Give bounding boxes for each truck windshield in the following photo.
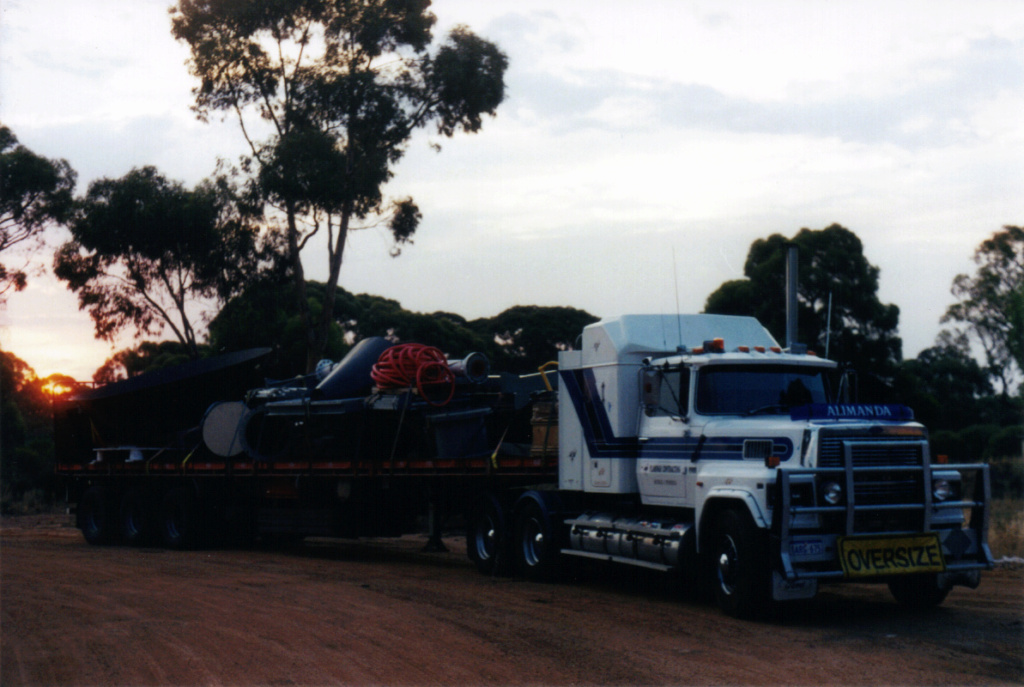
[695,364,829,415]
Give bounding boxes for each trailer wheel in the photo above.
[160,488,200,550]
[79,487,117,546]
[888,574,950,609]
[711,508,770,618]
[513,498,562,581]
[467,495,512,576]
[120,489,158,547]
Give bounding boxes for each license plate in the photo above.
[838,533,945,578]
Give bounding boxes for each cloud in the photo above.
[503,33,1024,151]
[2,0,1021,378]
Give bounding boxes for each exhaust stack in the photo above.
[786,243,798,350]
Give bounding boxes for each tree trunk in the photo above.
[306,203,352,372]
[285,200,314,373]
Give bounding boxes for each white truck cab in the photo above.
[553,315,993,617]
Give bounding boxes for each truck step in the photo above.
[560,548,674,572]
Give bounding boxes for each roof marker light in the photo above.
[702,338,725,353]
[754,346,766,353]
[770,346,782,353]
[737,346,750,353]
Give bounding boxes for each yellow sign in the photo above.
[838,533,945,578]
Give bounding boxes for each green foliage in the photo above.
[209,278,347,378]
[171,0,508,371]
[704,224,901,388]
[336,291,489,355]
[943,225,1024,396]
[209,280,596,378]
[932,422,1022,464]
[426,25,510,137]
[53,167,261,356]
[990,425,1024,460]
[894,333,992,431]
[469,305,600,374]
[0,125,76,298]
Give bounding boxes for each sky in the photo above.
[1,0,1022,382]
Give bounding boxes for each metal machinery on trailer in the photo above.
[56,314,994,618]
[56,338,558,551]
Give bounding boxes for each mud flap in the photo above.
[938,569,981,590]
[772,571,817,601]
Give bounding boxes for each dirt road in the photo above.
[2,514,1021,686]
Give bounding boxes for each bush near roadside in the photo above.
[989,497,1024,560]
[932,423,1023,465]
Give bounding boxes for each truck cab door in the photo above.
[638,366,693,507]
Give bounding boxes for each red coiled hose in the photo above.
[370,343,455,406]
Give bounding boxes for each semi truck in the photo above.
[56,314,994,618]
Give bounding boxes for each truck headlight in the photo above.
[932,478,952,502]
[821,481,843,506]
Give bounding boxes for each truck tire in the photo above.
[711,508,770,618]
[79,487,117,546]
[160,487,201,550]
[513,498,562,581]
[120,488,158,547]
[467,495,512,576]
[888,574,951,609]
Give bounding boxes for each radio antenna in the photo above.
[825,291,833,359]
[673,247,683,349]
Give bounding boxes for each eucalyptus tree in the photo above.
[54,167,260,358]
[171,0,508,371]
[704,224,902,381]
[469,306,600,374]
[943,225,1024,396]
[0,126,76,299]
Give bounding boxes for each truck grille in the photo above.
[817,430,926,531]
[817,432,923,468]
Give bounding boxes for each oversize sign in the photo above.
[838,533,945,578]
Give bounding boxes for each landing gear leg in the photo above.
[423,497,448,552]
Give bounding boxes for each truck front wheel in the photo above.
[711,508,770,618]
[888,574,951,609]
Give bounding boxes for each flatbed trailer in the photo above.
[56,339,560,549]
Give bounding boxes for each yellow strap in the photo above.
[537,361,558,392]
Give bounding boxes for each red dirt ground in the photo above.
[2,513,1022,686]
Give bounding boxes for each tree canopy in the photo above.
[704,224,902,383]
[171,0,509,371]
[208,277,596,378]
[0,125,76,299]
[468,305,599,374]
[942,225,1023,396]
[893,332,993,432]
[53,167,261,357]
